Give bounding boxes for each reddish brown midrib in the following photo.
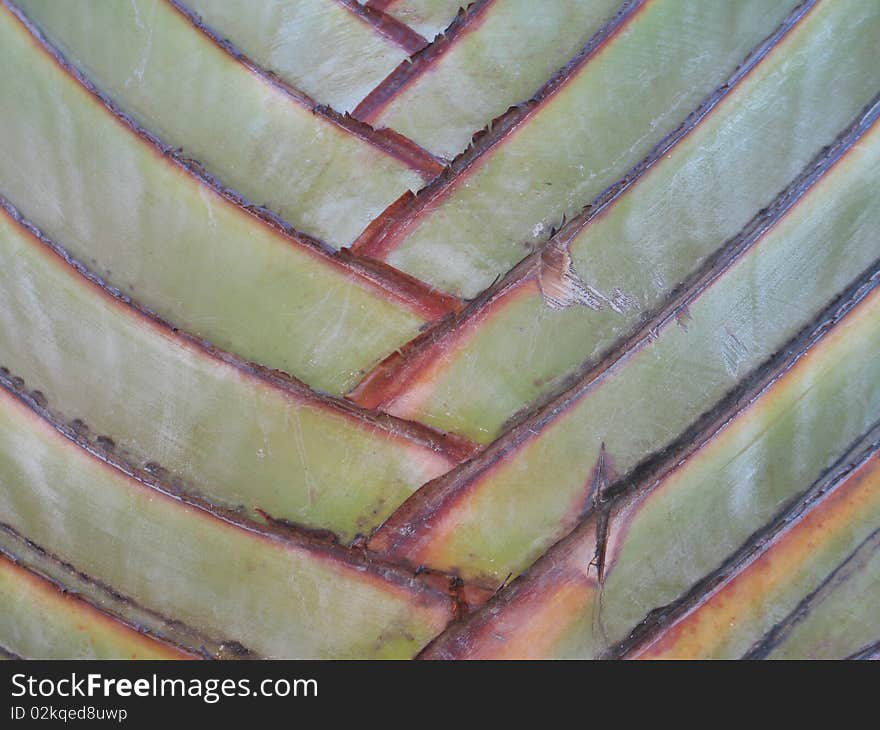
[348,266,539,409]
[0,197,478,473]
[417,284,880,658]
[348,0,819,403]
[366,0,397,12]
[417,527,600,659]
[5,1,459,322]
[167,0,442,178]
[364,100,880,560]
[367,126,448,176]
[0,376,464,616]
[334,246,466,321]
[334,0,428,55]
[347,328,441,411]
[352,0,496,124]
[348,0,649,260]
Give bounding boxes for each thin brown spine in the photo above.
[349,0,649,259]
[167,0,443,177]
[352,0,496,123]
[335,0,428,54]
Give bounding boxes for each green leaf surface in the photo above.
[0,4,426,395]
[182,0,410,112]
[381,0,798,297]
[370,0,623,159]
[0,387,453,658]
[635,445,880,659]
[0,554,190,659]
[423,283,880,658]
[379,0,464,39]
[374,0,880,443]
[0,207,453,541]
[372,111,880,584]
[763,530,880,660]
[2,0,876,661]
[15,0,424,247]
[552,288,880,659]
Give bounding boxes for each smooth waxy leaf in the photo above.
[370,110,880,584]
[0,555,191,659]
[360,0,798,297]
[634,448,880,659]
[372,0,465,39]
[357,0,880,442]
[364,0,623,159]
[15,0,428,247]
[0,5,435,395]
[423,283,880,658]
[181,0,413,112]
[0,205,456,541]
[0,385,454,658]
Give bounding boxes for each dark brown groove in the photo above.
[0,374,464,620]
[352,0,495,124]
[349,0,818,407]
[0,195,479,471]
[168,0,442,176]
[0,645,23,660]
[369,94,880,557]
[743,526,880,660]
[5,0,457,322]
[418,268,880,658]
[335,0,429,54]
[846,639,880,661]
[348,0,648,259]
[0,544,205,659]
[1,528,225,658]
[611,431,880,659]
